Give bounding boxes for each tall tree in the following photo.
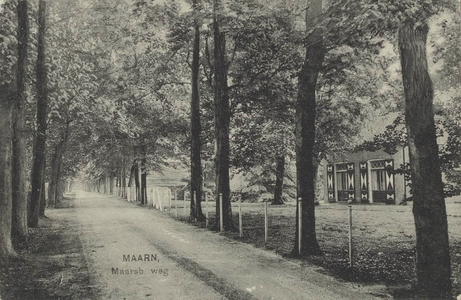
[0,88,15,260]
[29,0,48,227]
[48,119,70,207]
[190,0,205,221]
[398,18,451,299]
[293,0,324,256]
[11,0,29,243]
[0,0,16,259]
[213,0,232,230]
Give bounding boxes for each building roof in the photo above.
[356,111,402,145]
[146,166,188,187]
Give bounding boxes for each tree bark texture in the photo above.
[190,0,205,221]
[398,22,452,299]
[0,87,16,260]
[29,0,48,227]
[11,0,29,243]
[56,179,65,202]
[213,0,232,230]
[293,0,324,256]
[273,155,285,205]
[38,158,46,217]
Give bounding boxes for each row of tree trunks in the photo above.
[190,0,205,221]
[398,21,452,299]
[89,157,131,198]
[11,0,29,244]
[213,0,232,230]
[84,156,132,199]
[293,0,324,256]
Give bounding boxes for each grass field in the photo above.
[168,197,461,298]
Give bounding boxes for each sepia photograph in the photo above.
[0,0,460,299]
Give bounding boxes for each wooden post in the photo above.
[239,195,242,237]
[298,197,302,255]
[348,205,353,267]
[264,201,268,243]
[219,193,223,232]
[205,192,209,228]
[175,190,178,218]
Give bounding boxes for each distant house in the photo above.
[324,146,409,204]
[323,113,449,205]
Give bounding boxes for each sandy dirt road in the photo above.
[73,191,386,300]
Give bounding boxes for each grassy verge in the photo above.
[0,196,97,300]
[171,200,461,299]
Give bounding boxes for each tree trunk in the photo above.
[273,155,285,205]
[0,87,16,260]
[29,0,48,227]
[110,172,114,195]
[38,159,46,217]
[131,152,140,202]
[56,178,65,203]
[190,0,205,221]
[48,121,70,208]
[122,157,127,198]
[140,143,147,205]
[48,145,60,207]
[398,21,452,299]
[11,0,29,243]
[293,0,324,256]
[213,0,231,230]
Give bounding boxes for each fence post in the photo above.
[298,197,302,255]
[264,201,268,243]
[348,205,353,267]
[239,194,243,237]
[175,190,178,218]
[205,193,209,228]
[219,193,223,232]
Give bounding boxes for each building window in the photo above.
[371,169,387,191]
[335,163,354,201]
[337,172,349,191]
[370,159,394,203]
